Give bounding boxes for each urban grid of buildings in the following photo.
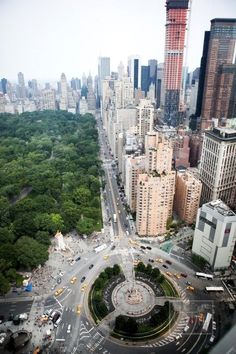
[1,0,236,270]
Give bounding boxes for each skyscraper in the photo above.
[17,72,26,99]
[60,73,68,110]
[136,99,155,142]
[98,57,110,96]
[148,59,158,85]
[199,127,236,209]
[200,19,236,130]
[128,55,141,90]
[1,78,7,94]
[163,0,189,127]
[141,66,150,96]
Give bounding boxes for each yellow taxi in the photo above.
[156,258,163,263]
[81,283,88,292]
[199,313,204,322]
[174,273,181,279]
[54,288,63,296]
[187,286,195,291]
[76,305,82,315]
[70,276,77,284]
[103,255,109,261]
[166,272,172,277]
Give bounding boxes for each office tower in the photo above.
[6,81,14,101]
[136,99,155,141]
[141,66,150,96]
[17,72,26,99]
[60,73,68,110]
[192,200,236,270]
[199,127,236,209]
[145,132,173,173]
[42,89,56,110]
[75,78,81,90]
[174,170,202,224]
[136,171,176,236]
[200,19,236,130]
[214,64,236,120]
[71,78,76,90]
[82,73,87,87]
[163,0,189,126]
[156,63,164,108]
[87,74,96,112]
[148,59,158,85]
[1,78,7,94]
[98,57,110,96]
[128,55,141,90]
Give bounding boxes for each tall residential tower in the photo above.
[163,0,189,127]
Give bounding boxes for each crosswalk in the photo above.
[79,321,111,353]
[141,314,189,348]
[179,288,190,304]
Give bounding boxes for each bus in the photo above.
[195,272,213,280]
[205,286,224,293]
[202,312,212,332]
[94,244,107,253]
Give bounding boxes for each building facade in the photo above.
[136,99,155,141]
[192,200,236,270]
[199,127,236,209]
[136,172,176,236]
[174,170,202,224]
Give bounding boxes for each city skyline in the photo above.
[1,0,236,81]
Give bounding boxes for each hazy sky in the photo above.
[1,0,236,82]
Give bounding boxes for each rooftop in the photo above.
[205,199,235,217]
[206,127,236,141]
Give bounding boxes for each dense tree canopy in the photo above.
[0,111,102,292]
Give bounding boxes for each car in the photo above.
[186,281,192,286]
[175,334,182,340]
[111,245,116,250]
[81,276,86,283]
[148,258,154,263]
[70,276,77,284]
[166,272,172,277]
[187,286,195,291]
[75,256,81,261]
[52,312,60,323]
[45,309,53,317]
[49,311,57,320]
[166,260,172,265]
[198,313,204,322]
[54,317,62,328]
[140,246,146,250]
[133,260,141,266]
[184,325,189,332]
[103,255,109,260]
[146,246,152,250]
[209,335,215,343]
[162,264,168,269]
[67,324,71,333]
[181,273,187,278]
[156,258,163,263]
[174,273,181,279]
[89,264,94,269]
[55,288,63,296]
[59,271,65,276]
[81,284,87,292]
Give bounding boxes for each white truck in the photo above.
[113,214,117,223]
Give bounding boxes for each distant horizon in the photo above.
[1,0,236,81]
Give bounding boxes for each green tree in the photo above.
[152,267,160,279]
[113,264,120,276]
[15,236,48,269]
[0,274,10,295]
[136,262,146,273]
[73,187,91,206]
[126,317,138,334]
[115,315,127,331]
[76,216,94,235]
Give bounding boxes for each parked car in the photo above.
[166,260,172,265]
[89,264,94,270]
[181,273,187,278]
[75,256,81,261]
[54,317,62,328]
[81,276,86,283]
[147,246,152,250]
[162,264,168,269]
[52,312,60,323]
